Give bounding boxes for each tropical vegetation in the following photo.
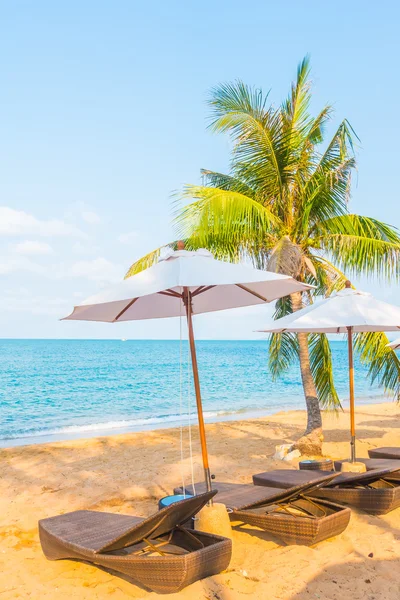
[126,57,400,454]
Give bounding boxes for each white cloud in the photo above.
[118,230,139,245]
[81,210,101,225]
[63,202,100,225]
[0,207,86,238]
[0,250,121,284]
[0,288,70,316]
[71,241,100,255]
[68,257,122,283]
[0,256,46,275]
[14,240,53,255]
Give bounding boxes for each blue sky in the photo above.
[1,1,399,339]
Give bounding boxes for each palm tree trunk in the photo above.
[291,292,323,455]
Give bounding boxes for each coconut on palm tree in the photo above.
[127,57,400,455]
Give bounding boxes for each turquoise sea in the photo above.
[0,339,388,447]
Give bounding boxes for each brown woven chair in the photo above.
[253,467,400,515]
[175,475,350,547]
[334,458,400,473]
[368,447,400,460]
[39,491,232,594]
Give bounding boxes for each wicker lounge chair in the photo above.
[333,458,400,473]
[39,491,232,594]
[368,447,400,460]
[253,467,400,515]
[174,476,350,546]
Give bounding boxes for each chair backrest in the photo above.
[327,467,398,487]
[242,473,340,509]
[96,490,217,553]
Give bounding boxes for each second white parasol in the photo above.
[259,281,400,462]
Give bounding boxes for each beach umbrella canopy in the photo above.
[64,246,312,491]
[260,281,400,462]
[387,338,400,350]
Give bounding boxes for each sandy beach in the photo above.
[1,401,400,599]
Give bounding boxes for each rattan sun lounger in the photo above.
[174,476,350,546]
[39,491,232,594]
[253,467,400,515]
[368,447,400,460]
[334,458,400,473]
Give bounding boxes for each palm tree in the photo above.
[127,57,400,454]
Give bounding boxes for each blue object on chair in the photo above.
[158,494,193,510]
[158,494,195,529]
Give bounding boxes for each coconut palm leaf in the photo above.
[207,81,290,202]
[269,331,299,379]
[311,256,348,295]
[124,234,216,278]
[316,215,400,279]
[308,334,341,409]
[208,80,269,133]
[175,185,279,251]
[268,294,299,378]
[305,157,355,225]
[302,105,332,147]
[282,55,312,134]
[200,170,256,198]
[354,332,400,400]
[125,244,174,278]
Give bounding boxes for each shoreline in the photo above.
[1,392,389,449]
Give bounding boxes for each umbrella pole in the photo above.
[347,326,356,462]
[183,288,213,494]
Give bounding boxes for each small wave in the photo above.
[0,408,250,441]
[2,393,388,444]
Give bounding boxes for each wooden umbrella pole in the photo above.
[183,287,212,493]
[347,326,356,462]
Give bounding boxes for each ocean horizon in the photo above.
[0,338,390,448]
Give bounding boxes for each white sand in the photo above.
[1,402,400,599]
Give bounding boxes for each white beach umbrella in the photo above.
[387,338,400,350]
[260,281,400,462]
[63,245,312,491]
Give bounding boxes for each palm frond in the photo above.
[207,81,287,200]
[269,332,299,379]
[296,120,357,235]
[208,80,269,133]
[268,295,299,379]
[292,106,333,193]
[311,256,348,295]
[274,294,294,319]
[308,334,342,409]
[316,214,400,279]
[200,169,256,198]
[282,55,313,139]
[300,157,355,232]
[355,332,400,400]
[124,236,213,278]
[297,130,356,235]
[174,185,279,254]
[125,244,174,278]
[315,119,358,173]
[303,105,332,146]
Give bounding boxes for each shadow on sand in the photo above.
[290,555,400,600]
